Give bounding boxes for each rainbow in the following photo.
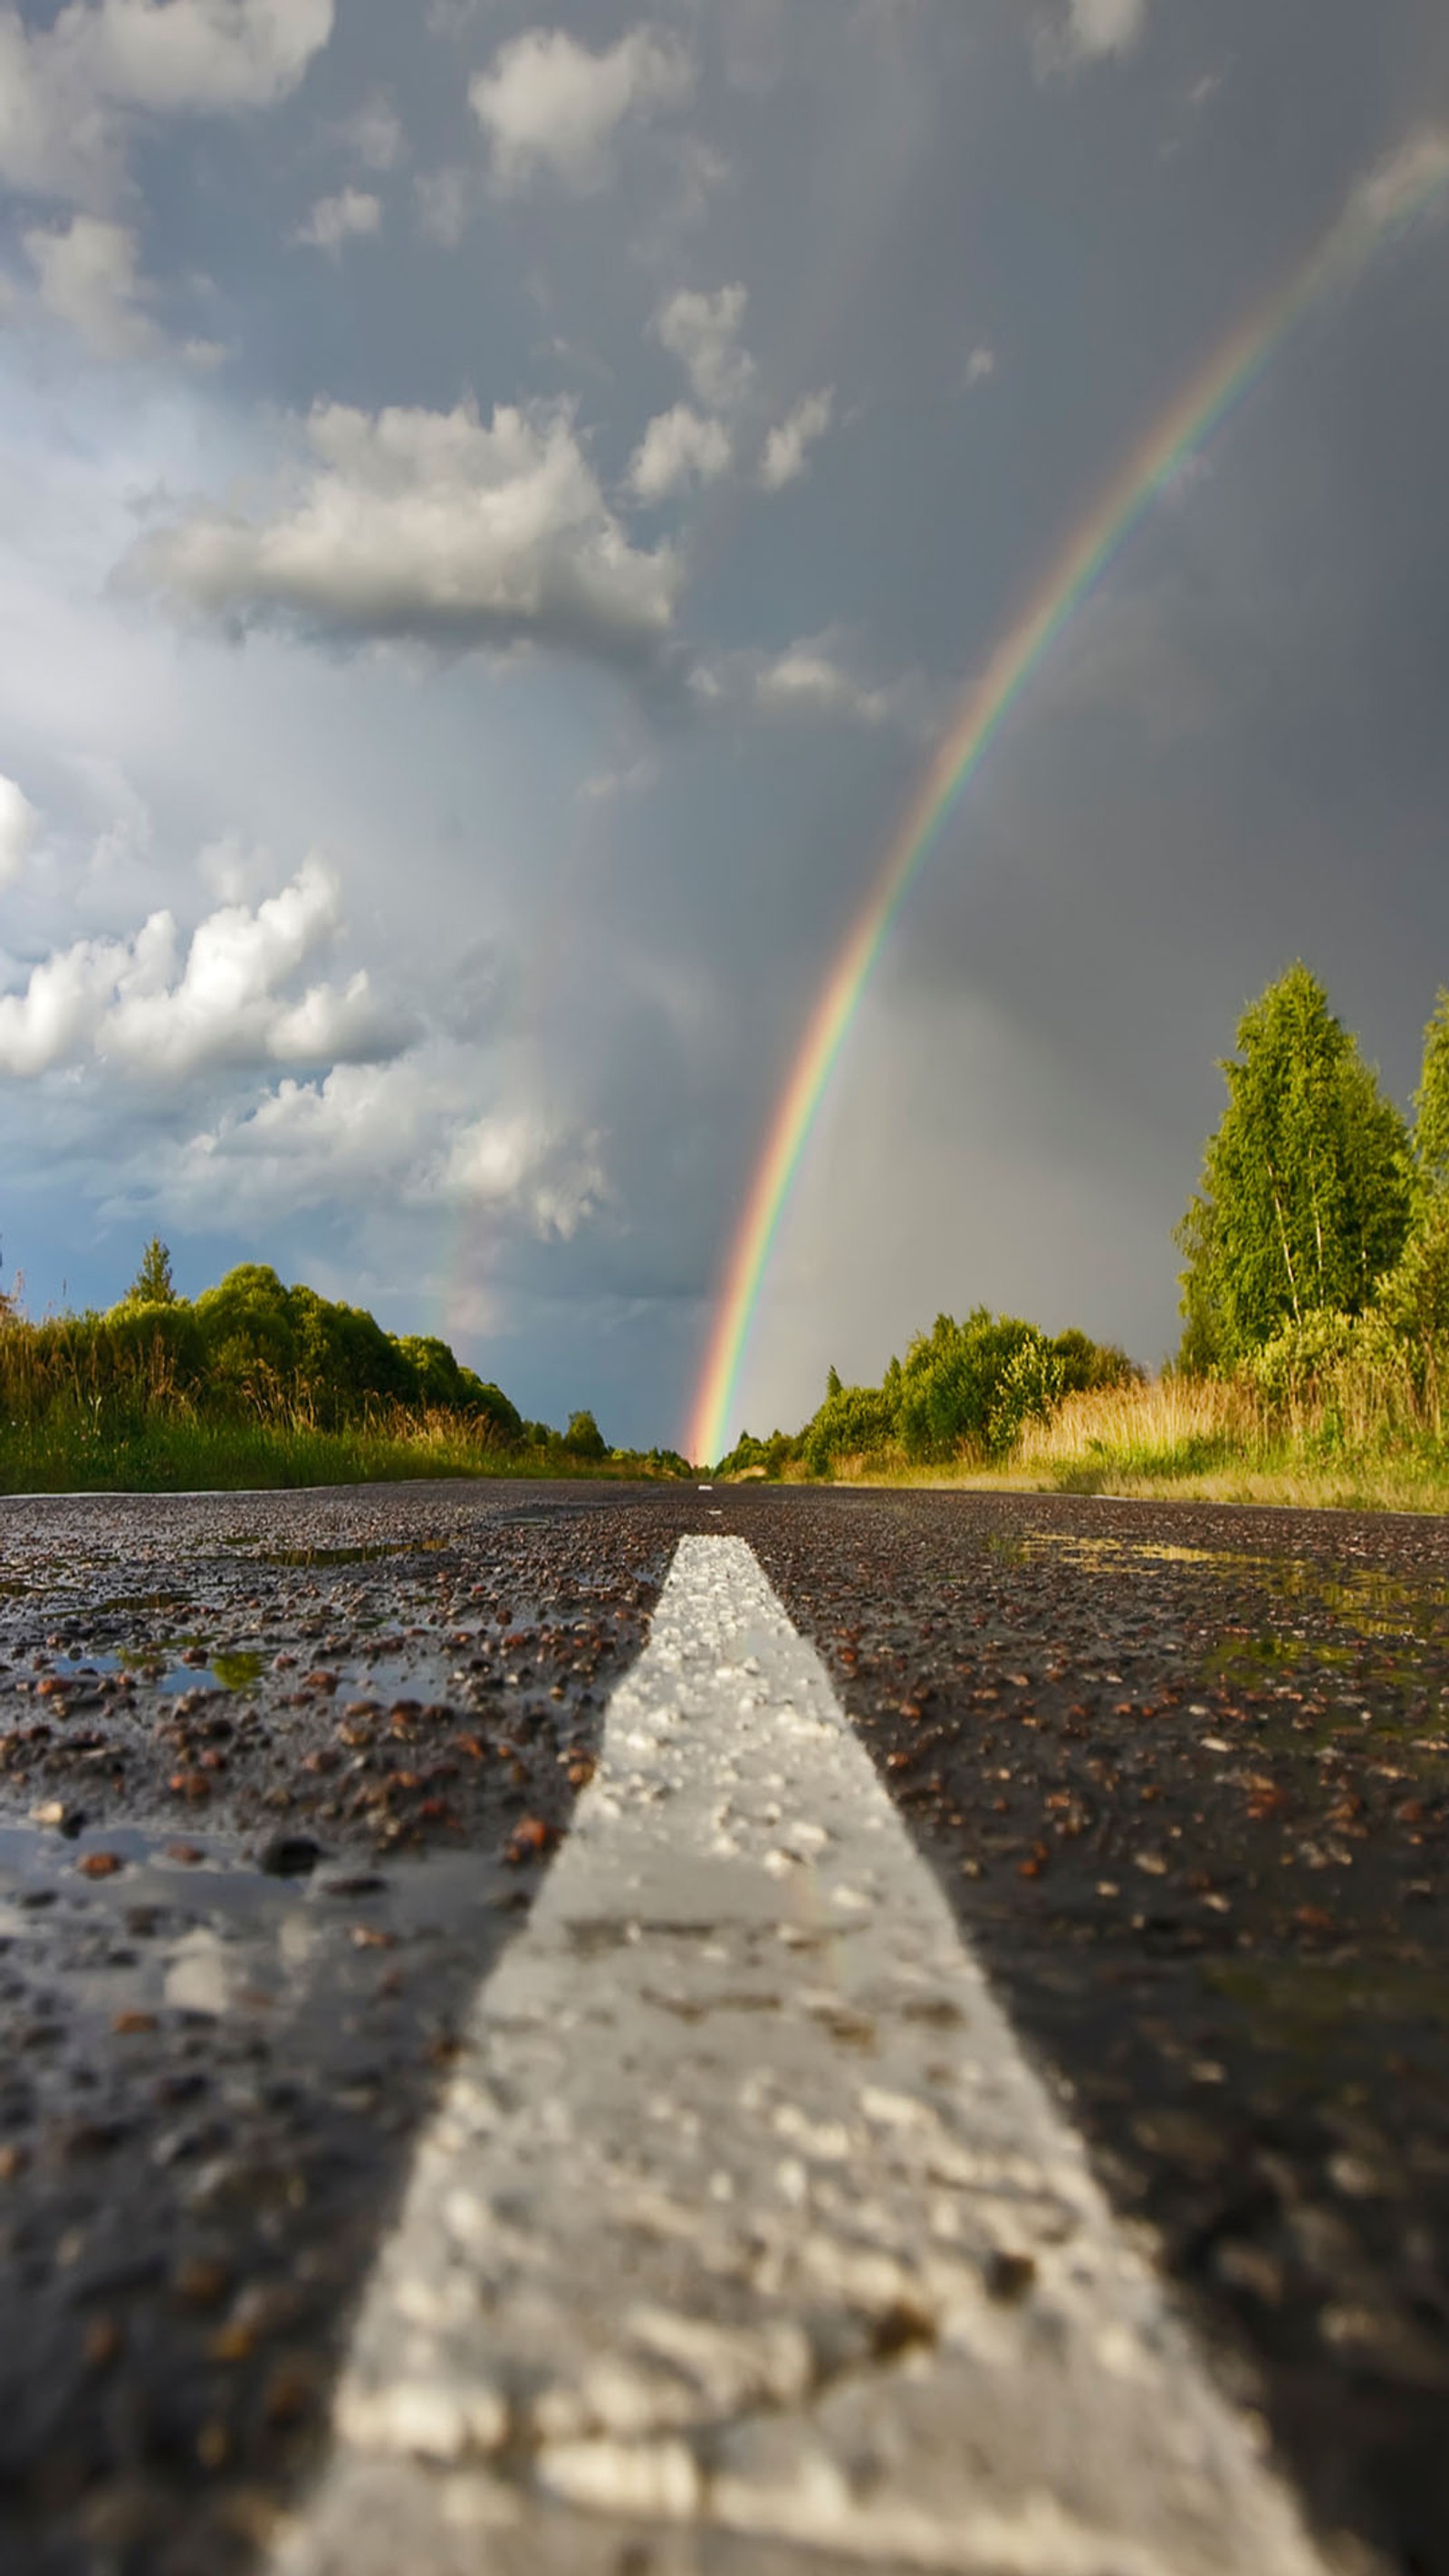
[686,132,1449,1466]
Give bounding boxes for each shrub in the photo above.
[717,1427,801,1478]
[562,1408,608,1460]
[801,1383,898,1476]
[1050,1328,1143,1394]
[1246,1307,1418,1447]
[986,1331,1066,1456]
[897,1309,1052,1460]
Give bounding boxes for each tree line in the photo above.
[720,1316,1139,1478]
[0,1249,692,1473]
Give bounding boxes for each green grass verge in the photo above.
[0,1418,677,1495]
[730,1438,1449,1515]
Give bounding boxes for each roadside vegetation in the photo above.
[0,1253,689,1493]
[718,964,1449,1510]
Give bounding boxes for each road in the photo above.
[0,1483,1444,2574]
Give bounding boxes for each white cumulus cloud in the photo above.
[123,399,681,660]
[168,1059,604,1238]
[0,776,40,888]
[294,187,381,255]
[0,857,405,1080]
[753,646,893,722]
[24,214,158,357]
[655,283,754,410]
[440,1110,603,1237]
[1325,129,1449,273]
[0,0,335,201]
[690,635,929,733]
[470,24,694,195]
[1040,0,1147,71]
[55,0,334,111]
[758,387,834,490]
[627,403,732,503]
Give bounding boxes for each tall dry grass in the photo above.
[1010,1362,1449,1506]
[1014,1374,1256,1475]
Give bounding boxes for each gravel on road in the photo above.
[1,1480,1446,2576]
[739,1486,1449,2576]
[0,1485,667,2576]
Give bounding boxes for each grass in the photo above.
[1010,1378,1449,1511]
[0,1309,693,1492]
[0,1405,678,1495]
[753,1376,1449,1514]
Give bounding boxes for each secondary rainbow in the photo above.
[686,133,1449,1467]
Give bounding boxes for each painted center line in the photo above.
[273,1535,1329,2576]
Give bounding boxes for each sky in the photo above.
[1,0,1448,1456]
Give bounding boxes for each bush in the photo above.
[562,1408,607,1460]
[456,1374,524,1445]
[801,1383,898,1476]
[191,1265,299,1411]
[717,1427,801,1478]
[986,1331,1066,1456]
[753,1309,1110,1476]
[1245,1307,1418,1448]
[896,1309,1055,1460]
[1050,1328,1143,1394]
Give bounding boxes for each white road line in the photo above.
[272,1535,1331,2576]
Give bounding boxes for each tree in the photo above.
[1176,964,1411,1369]
[1413,989,1449,1205]
[562,1408,607,1459]
[130,1236,176,1304]
[192,1265,298,1409]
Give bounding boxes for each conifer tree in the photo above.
[130,1237,176,1304]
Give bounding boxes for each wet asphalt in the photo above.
[1,1480,1446,2576]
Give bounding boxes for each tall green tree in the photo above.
[1176,963,1411,1369]
[1413,989,1449,1205]
[1377,992,1449,1410]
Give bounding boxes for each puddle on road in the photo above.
[1016,1527,1449,1620]
[997,1527,1449,1745]
[0,1810,531,2222]
[209,1648,267,1691]
[0,1812,516,1992]
[40,1646,269,1698]
[235,1538,458,1569]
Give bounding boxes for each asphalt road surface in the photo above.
[0,1483,1444,2575]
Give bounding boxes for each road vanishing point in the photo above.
[0,1484,1444,2575]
